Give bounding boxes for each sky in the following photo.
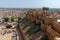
[0,0,60,8]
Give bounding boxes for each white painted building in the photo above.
[0,19,4,24]
[0,9,25,18]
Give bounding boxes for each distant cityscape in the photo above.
[0,8,60,40]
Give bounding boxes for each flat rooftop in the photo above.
[0,25,17,40]
[0,33,12,40]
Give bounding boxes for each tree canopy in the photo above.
[11,17,14,22]
[18,17,21,21]
[4,17,9,22]
[42,7,49,11]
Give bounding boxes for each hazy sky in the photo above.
[0,0,60,8]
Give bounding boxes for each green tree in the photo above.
[42,7,49,11]
[4,17,9,22]
[17,17,22,23]
[11,17,14,22]
[18,17,21,21]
